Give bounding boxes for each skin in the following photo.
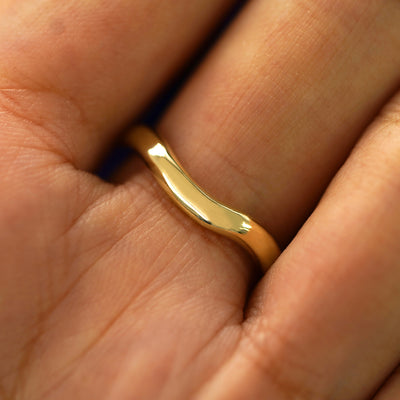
[0,0,399,399]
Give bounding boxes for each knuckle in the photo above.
[240,321,330,400]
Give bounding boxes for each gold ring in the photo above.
[126,126,280,272]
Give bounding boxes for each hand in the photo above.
[1,1,400,399]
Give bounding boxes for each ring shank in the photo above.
[126,126,280,272]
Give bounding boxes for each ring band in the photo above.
[126,126,280,272]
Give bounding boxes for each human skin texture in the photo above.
[0,1,400,399]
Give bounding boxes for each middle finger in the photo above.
[157,0,400,246]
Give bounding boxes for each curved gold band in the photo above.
[126,126,280,272]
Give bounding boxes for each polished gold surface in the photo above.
[126,126,280,272]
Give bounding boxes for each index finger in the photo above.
[0,0,237,169]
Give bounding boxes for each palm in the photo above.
[1,1,400,400]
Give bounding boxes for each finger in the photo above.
[153,0,400,245]
[5,1,400,397]
[0,0,237,169]
[96,1,400,395]
[373,367,400,400]
[198,93,400,399]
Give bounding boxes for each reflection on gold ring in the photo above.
[126,126,280,272]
